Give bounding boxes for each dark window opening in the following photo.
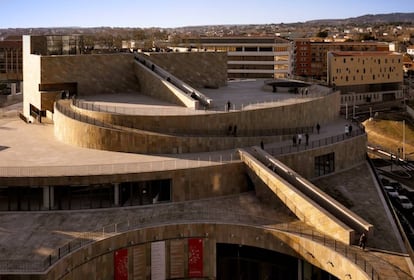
[314,152,335,177]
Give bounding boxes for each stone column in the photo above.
[114,183,120,206]
[43,186,54,210]
[11,83,16,95]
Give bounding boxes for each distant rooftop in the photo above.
[329,51,400,57]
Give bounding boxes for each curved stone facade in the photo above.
[54,91,341,154]
[38,224,394,280]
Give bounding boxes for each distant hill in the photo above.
[305,12,414,26]
[0,12,413,39]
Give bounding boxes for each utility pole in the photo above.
[403,120,406,161]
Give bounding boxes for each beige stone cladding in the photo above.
[143,52,228,89]
[40,224,380,280]
[277,133,367,179]
[66,91,341,140]
[40,53,140,96]
[0,163,249,203]
[327,51,403,87]
[133,62,192,107]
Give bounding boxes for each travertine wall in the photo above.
[133,62,196,107]
[277,134,367,179]
[54,101,286,154]
[37,224,372,280]
[144,52,228,88]
[240,150,354,244]
[69,91,341,137]
[0,161,249,203]
[40,53,140,96]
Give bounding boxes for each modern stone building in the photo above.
[293,40,390,80]
[327,51,404,106]
[0,35,413,279]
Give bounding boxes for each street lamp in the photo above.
[403,120,406,161]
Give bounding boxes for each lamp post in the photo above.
[403,120,406,161]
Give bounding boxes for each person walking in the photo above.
[305,133,309,146]
[297,133,302,145]
[316,123,320,134]
[233,125,237,137]
[359,233,367,250]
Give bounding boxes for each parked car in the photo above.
[396,195,413,209]
[389,181,402,191]
[384,185,399,198]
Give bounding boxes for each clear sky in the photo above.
[1,0,412,28]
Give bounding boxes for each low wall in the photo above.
[71,91,341,136]
[54,101,285,154]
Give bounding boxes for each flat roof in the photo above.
[329,51,400,57]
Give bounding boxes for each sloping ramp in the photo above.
[239,147,373,245]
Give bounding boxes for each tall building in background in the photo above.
[0,36,22,81]
[327,51,404,106]
[180,36,293,79]
[293,40,390,81]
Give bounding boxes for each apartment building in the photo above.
[294,40,390,80]
[180,36,293,79]
[327,51,403,105]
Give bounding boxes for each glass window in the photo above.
[314,153,335,177]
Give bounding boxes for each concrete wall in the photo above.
[40,53,140,96]
[144,52,227,89]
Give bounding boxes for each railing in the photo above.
[267,124,366,156]
[67,99,316,137]
[274,224,383,280]
[72,93,327,115]
[249,147,373,237]
[134,53,212,108]
[0,150,240,177]
[0,207,389,278]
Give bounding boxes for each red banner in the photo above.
[188,238,203,277]
[114,248,128,280]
